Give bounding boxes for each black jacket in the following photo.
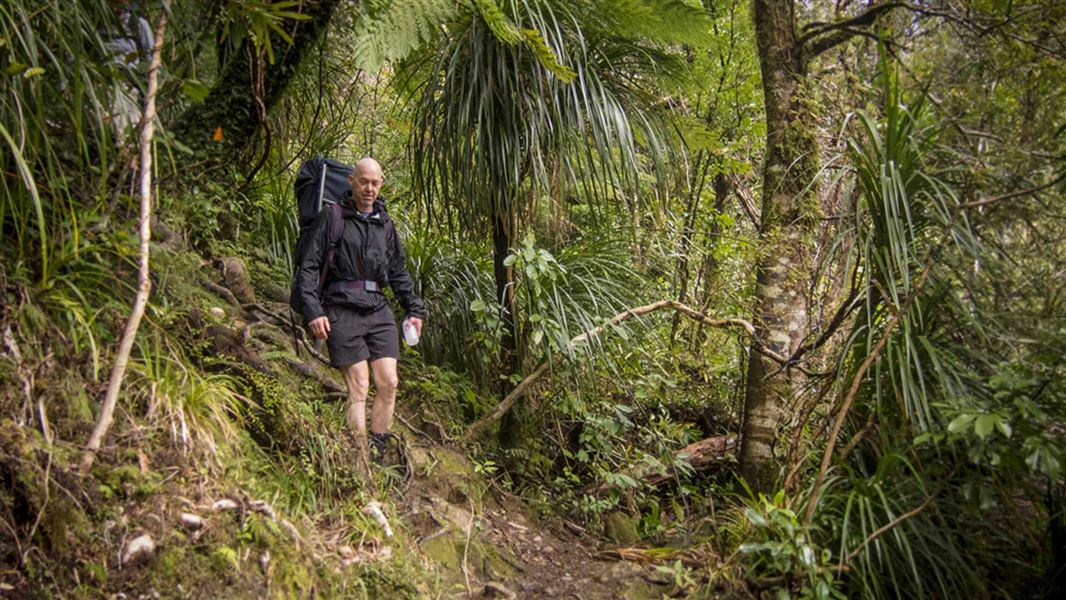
[293,193,425,323]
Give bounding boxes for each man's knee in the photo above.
[342,365,370,398]
[348,378,370,399]
[371,359,399,395]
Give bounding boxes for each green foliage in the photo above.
[401,222,499,382]
[405,0,681,231]
[738,490,844,600]
[0,0,123,285]
[220,1,311,64]
[507,233,639,363]
[797,53,1061,599]
[127,331,248,459]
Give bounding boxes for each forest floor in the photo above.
[0,249,708,598]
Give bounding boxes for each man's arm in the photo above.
[293,208,332,324]
[386,225,426,320]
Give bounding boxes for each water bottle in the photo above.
[402,318,419,346]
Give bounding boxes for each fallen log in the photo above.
[583,434,738,495]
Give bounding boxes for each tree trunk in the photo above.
[493,210,522,447]
[173,0,341,153]
[739,0,820,491]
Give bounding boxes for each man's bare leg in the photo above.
[342,361,371,472]
[369,357,398,434]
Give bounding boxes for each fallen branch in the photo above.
[464,300,785,441]
[80,10,167,476]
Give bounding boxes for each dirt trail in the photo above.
[395,440,671,599]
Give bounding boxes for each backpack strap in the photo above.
[317,202,344,292]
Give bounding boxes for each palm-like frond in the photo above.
[404,0,690,230]
[842,59,980,432]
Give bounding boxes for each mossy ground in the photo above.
[0,242,680,599]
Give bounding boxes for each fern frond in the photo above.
[521,28,576,82]
[352,0,457,71]
[587,0,711,47]
[473,0,523,45]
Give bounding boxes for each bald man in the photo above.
[293,158,425,470]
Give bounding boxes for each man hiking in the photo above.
[293,157,425,469]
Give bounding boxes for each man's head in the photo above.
[349,157,384,212]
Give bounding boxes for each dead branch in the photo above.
[463,300,782,441]
[960,170,1066,210]
[80,10,167,476]
[801,2,906,57]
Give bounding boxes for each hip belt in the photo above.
[328,279,383,293]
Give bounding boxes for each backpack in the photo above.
[289,158,353,319]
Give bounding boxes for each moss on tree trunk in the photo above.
[739,0,821,491]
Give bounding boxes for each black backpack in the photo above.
[289,158,353,319]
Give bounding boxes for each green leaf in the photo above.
[182,79,211,103]
[974,414,994,439]
[947,414,974,434]
[503,254,517,267]
[995,417,1012,439]
[745,507,768,528]
[470,299,486,311]
[5,62,27,76]
[22,66,45,78]
[739,542,771,554]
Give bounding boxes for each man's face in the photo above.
[350,164,383,208]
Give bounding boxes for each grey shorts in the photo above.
[325,304,399,367]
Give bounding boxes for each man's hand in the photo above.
[407,316,423,336]
[309,316,330,340]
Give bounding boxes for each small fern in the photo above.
[261,349,299,361]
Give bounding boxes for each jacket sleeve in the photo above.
[293,208,331,323]
[387,225,426,319]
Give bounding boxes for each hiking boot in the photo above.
[369,432,391,466]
